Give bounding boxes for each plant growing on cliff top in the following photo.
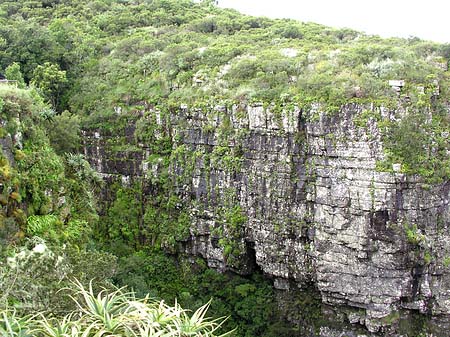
[30,62,67,110]
[381,108,449,183]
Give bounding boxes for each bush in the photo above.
[0,280,233,337]
[0,237,117,315]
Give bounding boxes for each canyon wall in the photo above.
[84,103,450,335]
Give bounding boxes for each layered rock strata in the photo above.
[84,103,450,334]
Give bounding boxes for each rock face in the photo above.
[84,103,450,335]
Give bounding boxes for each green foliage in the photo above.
[114,251,186,299]
[26,215,91,245]
[216,205,247,266]
[0,86,99,249]
[404,223,426,246]
[1,0,446,115]
[45,111,81,154]
[210,145,243,172]
[4,63,25,89]
[0,237,117,315]
[26,215,61,241]
[105,185,142,251]
[1,26,243,337]
[143,199,191,251]
[224,205,247,232]
[1,0,441,182]
[353,109,381,128]
[382,109,449,183]
[0,309,35,337]
[0,85,46,120]
[31,62,67,110]
[1,2,449,336]
[0,151,23,244]
[191,268,282,337]
[443,256,450,268]
[18,137,66,215]
[114,252,295,337]
[0,279,233,337]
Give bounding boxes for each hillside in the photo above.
[1,0,448,180]
[1,1,449,336]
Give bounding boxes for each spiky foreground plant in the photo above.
[0,310,36,337]
[0,280,234,337]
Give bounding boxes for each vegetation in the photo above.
[0,0,448,181]
[113,252,286,337]
[0,280,232,337]
[0,84,293,336]
[381,107,450,183]
[0,0,449,336]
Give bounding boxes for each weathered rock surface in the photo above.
[83,103,450,335]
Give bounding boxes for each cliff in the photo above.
[83,102,450,335]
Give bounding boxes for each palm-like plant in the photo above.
[0,310,36,337]
[36,314,78,337]
[71,280,129,334]
[1,280,234,337]
[172,300,230,336]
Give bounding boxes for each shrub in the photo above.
[0,280,233,337]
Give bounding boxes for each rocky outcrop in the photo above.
[83,103,450,335]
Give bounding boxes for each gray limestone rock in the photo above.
[83,103,450,335]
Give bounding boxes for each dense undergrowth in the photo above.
[0,86,295,336]
[1,0,449,336]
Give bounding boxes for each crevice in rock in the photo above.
[411,264,425,298]
[243,240,261,274]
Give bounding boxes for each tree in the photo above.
[46,111,81,154]
[31,62,67,110]
[4,62,25,88]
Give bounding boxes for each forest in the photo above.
[0,0,449,336]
